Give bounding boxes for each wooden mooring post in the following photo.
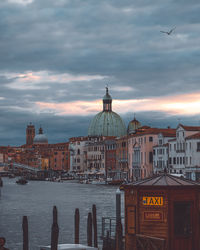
[92,204,98,248]
[22,216,29,250]
[51,206,59,250]
[115,220,123,250]
[74,208,80,244]
[87,212,92,247]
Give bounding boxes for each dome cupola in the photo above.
[127,116,141,134]
[33,126,48,144]
[88,87,126,137]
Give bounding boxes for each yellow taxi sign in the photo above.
[143,196,163,206]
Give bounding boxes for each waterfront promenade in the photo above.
[0,178,123,250]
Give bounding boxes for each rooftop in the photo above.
[123,173,200,187]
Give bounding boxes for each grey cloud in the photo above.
[1,0,200,144]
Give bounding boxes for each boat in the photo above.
[16,177,28,185]
[90,179,107,185]
[40,243,98,249]
[107,179,124,185]
[8,174,15,178]
[79,179,90,184]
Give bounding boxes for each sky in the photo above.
[1,0,200,146]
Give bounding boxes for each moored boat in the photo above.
[107,179,124,185]
[16,177,28,185]
[90,179,107,185]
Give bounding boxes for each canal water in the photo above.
[0,177,124,250]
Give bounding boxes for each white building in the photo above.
[153,132,175,173]
[69,137,88,173]
[168,124,200,180]
[185,132,200,180]
[85,136,106,176]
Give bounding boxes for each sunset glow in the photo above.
[36,92,200,116]
[5,71,106,90]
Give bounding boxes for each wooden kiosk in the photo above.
[121,173,200,250]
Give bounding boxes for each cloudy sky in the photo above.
[1,0,200,146]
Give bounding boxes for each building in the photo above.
[128,127,176,180]
[104,137,117,178]
[185,132,200,180]
[116,135,129,180]
[69,136,88,173]
[153,131,176,174]
[168,124,200,180]
[85,136,106,177]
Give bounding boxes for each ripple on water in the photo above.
[0,178,123,250]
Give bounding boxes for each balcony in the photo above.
[176,150,185,153]
[118,158,128,163]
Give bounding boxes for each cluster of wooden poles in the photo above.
[22,204,99,250]
[22,204,123,250]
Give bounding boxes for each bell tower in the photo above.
[26,122,35,145]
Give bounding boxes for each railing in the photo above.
[136,234,166,250]
[12,162,40,172]
[101,216,124,239]
[176,149,185,153]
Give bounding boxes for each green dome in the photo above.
[88,88,126,137]
[88,111,126,137]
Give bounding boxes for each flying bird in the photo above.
[160,27,176,35]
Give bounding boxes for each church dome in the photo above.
[88,88,126,137]
[127,117,141,134]
[33,127,48,144]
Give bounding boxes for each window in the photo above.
[149,152,153,163]
[149,136,153,142]
[173,157,176,164]
[159,139,162,145]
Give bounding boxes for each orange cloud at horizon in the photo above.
[35,92,200,116]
